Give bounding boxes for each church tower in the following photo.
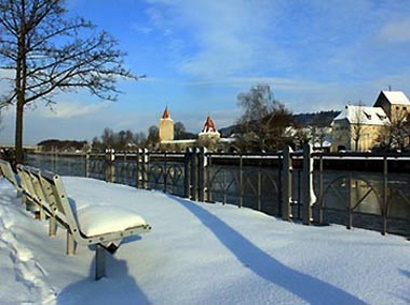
[159,107,174,142]
[198,115,220,141]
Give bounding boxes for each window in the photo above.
[376,113,386,121]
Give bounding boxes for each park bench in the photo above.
[6,162,152,280]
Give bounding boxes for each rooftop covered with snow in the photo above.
[333,104,390,125]
[379,90,410,105]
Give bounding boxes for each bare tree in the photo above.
[0,0,141,163]
[91,136,103,152]
[350,102,365,151]
[174,121,186,140]
[389,108,410,151]
[236,84,294,152]
[101,128,115,148]
[134,131,146,145]
[147,125,159,148]
[376,111,410,151]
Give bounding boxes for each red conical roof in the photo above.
[162,107,171,119]
[202,115,217,133]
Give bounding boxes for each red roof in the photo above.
[162,107,170,119]
[202,116,217,133]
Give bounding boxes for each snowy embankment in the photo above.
[0,177,409,305]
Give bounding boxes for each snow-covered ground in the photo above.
[0,176,409,305]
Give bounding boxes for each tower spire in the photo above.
[202,115,217,133]
[162,106,171,119]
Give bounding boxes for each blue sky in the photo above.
[2,0,410,145]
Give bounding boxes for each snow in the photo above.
[333,105,390,125]
[382,91,410,105]
[76,206,147,236]
[62,177,148,236]
[1,176,410,305]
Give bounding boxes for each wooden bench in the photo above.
[14,164,152,280]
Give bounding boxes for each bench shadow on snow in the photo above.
[57,247,150,305]
[169,195,366,305]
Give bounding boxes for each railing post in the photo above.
[382,155,388,235]
[184,148,192,199]
[136,149,141,188]
[277,152,282,217]
[318,154,324,224]
[239,154,244,208]
[163,151,168,193]
[144,149,149,189]
[191,148,198,201]
[347,172,353,229]
[302,144,314,225]
[207,153,213,202]
[282,146,292,221]
[257,169,262,211]
[198,147,207,202]
[136,148,149,189]
[105,148,115,183]
[85,153,90,178]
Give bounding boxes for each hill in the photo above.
[293,110,340,127]
[219,110,340,136]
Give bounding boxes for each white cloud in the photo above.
[38,101,108,119]
[145,0,283,78]
[185,76,327,91]
[131,25,154,35]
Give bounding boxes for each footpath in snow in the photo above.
[0,176,409,305]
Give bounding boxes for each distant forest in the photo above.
[219,110,340,136]
[293,110,340,127]
[36,110,341,150]
[37,139,88,152]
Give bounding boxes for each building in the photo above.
[331,90,410,152]
[373,91,410,124]
[159,107,174,142]
[158,108,235,152]
[198,116,220,142]
[331,105,389,152]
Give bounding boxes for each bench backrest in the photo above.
[16,165,39,201]
[21,165,62,213]
[39,170,81,234]
[0,159,21,191]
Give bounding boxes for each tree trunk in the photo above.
[15,23,27,165]
[15,99,24,164]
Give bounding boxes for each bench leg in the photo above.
[95,244,106,280]
[66,231,77,255]
[48,217,57,236]
[39,206,46,221]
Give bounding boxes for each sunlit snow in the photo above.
[0,177,409,305]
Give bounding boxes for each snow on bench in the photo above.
[14,163,151,280]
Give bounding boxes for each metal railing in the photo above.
[24,147,410,237]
